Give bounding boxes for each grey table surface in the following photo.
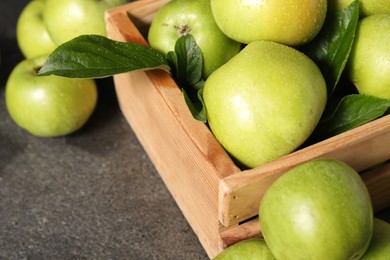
[0,1,389,260]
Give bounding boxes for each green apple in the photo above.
[210,0,327,46]
[43,0,127,45]
[203,41,327,169]
[328,0,390,16]
[147,0,241,78]
[213,238,275,260]
[259,159,373,260]
[348,14,390,99]
[359,0,390,16]
[360,218,390,259]
[16,0,57,59]
[5,56,98,137]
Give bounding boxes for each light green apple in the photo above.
[328,0,390,16]
[147,0,241,78]
[16,0,57,59]
[348,14,390,99]
[203,41,327,169]
[5,55,98,137]
[43,0,127,45]
[260,159,373,260]
[210,0,327,46]
[213,238,275,260]
[360,218,390,259]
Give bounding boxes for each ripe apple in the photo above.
[328,0,390,16]
[147,0,241,78]
[5,56,98,137]
[43,0,127,45]
[203,41,327,169]
[259,159,373,260]
[360,218,390,259]
[210,0,327,46]
[348,14,390,99]
[16,0,57,59]
[213,238,275,260]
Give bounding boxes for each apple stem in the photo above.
[33,67,42,75]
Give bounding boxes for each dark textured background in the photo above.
[0,1,208,259]
[1,1,389,260]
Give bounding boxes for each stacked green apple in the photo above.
[16,0,127,58]
[147,0,242,79]
[329,0,390,16]
[348,14,390,99]
[327,0,390,101]
[6,0,126,137]
[16,0,57,59]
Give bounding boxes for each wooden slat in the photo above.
[114,69,223,257]
[219,218,262,251]
[362,161,390,212]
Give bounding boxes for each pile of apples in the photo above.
[147,0,390,170]
[9,0,390,257]
[145,0,390,259]
[5,0,126,137]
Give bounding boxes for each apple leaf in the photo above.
[38,34,207,122]
[167,34,203,87]
[183,86,206,123]
[38,34,170,78]
[314,94,390,139]
[301,0,359,96]
[167,35,207,123]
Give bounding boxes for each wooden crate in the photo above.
[105,0,390,258]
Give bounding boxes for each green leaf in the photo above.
[38,34,170,78]
[316,94,390,138]
[301,0,360,96]
[166,51,179,83]
[167,34,203,88]
[168,35,206,122]
[183,85,207,123]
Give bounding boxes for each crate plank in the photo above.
[362,162,390,212]
[114,69,223,256]
[220,114,390,226]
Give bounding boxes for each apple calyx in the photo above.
[175,24,192,37]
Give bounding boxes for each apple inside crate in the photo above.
[105,0,390,258]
